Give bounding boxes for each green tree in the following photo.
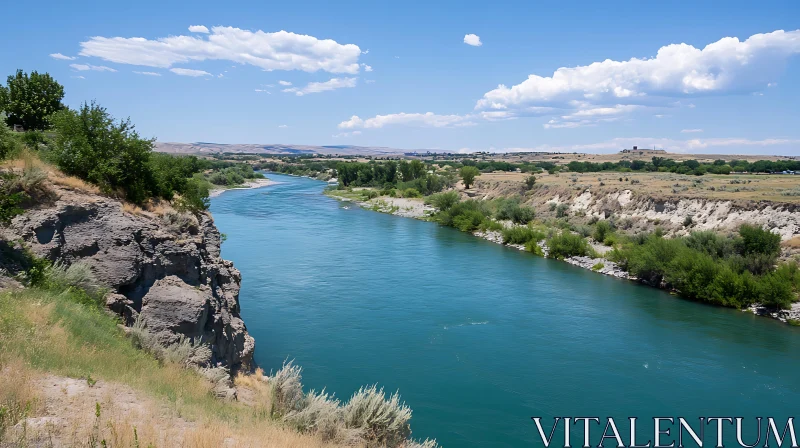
[738,224,781,257]
[525,175,536,190]
[460,166,480,189]
[0,70,65,130]
[50,102,155,203]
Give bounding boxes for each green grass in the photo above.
[0,287,236,422]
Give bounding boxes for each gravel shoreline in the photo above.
[209,178,277,198]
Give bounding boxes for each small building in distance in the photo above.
[620,145,667,154]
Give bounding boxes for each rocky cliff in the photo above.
[3,188,254,372]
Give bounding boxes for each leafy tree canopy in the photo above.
[0,70,64,130]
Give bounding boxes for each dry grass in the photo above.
[49,172,102,194]
[0,288,352,447]
[476,170,800,204]
[0,148,101,195]
[783,236,800,249]
[2,367,347,448]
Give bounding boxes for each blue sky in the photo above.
[2,0,800,154]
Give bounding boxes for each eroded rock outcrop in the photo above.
[4,190,254,372]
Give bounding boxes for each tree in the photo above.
[460,166,480,189]
[50,101,156,203]
[525,175,536,190]
[0,70,65,130]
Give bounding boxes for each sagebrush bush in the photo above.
[264,362,418,447]
[269,360,306,417]
[128,316,211,367]
[343,385,412,447]
[284,389,351,442]
[44,261,101,296]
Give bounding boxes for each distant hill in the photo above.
[154,142,414,156]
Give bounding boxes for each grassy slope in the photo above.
[0,286,340,447]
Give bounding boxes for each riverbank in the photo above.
[209,178,278,197]
[325,188,800,325]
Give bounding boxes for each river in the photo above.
[211,173,800,447]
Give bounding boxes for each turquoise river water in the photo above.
[211,173,800,447]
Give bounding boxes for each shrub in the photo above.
[284,390,348,442]
[44,261,101,295]
[525,240,545,256]
[524,175,536,190]
[592,262,605,271]
[425,191,460,211]
[402,188,421,198]
[593,220,613,242]
[435,199,492,231]
[685,230,737,259]
[0,124,22,160]
[572,224,592,238]
[502,226,545,245]
[555,203,569,218]
[738,224,781,257]
[547,232,591,259]
[174,176,211,213]
[362,189,380,200]
[0,172,27,224]
[268,360,306,417]
[620,236,685,286]
[453,209,487,232]
[343,385,412,447]
[757,272,796,309]
[128,316,211,367]
[495,198,535,224]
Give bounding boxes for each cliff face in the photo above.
[556,189,800,240]
[5,188,254,372]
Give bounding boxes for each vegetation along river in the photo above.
[211,173,800,447]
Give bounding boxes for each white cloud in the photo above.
[254,89,271,93]
[362,64,373,72]
[333,130,362,138]
[70,64,117,72]
[170,68,212,77]
[79,26,362,74]
[50,53,76,60]
[134,71,161,76]
[278,80,292,86]
[681,128,703,133]
[188,25,209,34]
[464,34,482,47]
[278,124,288,128]
[338,112,475,129]
[365,79,375,84]
[283,77,357,96]
[476,29,800,126]
[71,76,85,79]
[503,137,800,155]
